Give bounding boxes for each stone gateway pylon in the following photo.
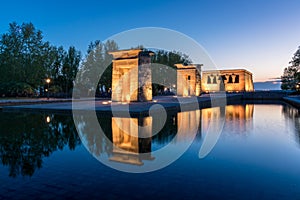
[174,64,202,96]
[109,49,154,102]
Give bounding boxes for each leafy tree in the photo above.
[281,66,298,90]
[0,22,82,97]
[0,22,50,89]
[1,23,53,96]
[281,46,300,90]
[46,46,65,80]
[79,40,118,96]
[151,50,192,95]
[62,46,81,96]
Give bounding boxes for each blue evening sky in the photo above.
[1,0,300,82]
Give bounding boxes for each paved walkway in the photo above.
[0,98,70,104]
[2,93,299,116]
[1,94,236,116]
[0,97,109,105]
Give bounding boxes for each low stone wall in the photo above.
[283,97,300,108]
[242,91,291,100]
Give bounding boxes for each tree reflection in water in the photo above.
[282,105,300,145]
[0,112,80,177]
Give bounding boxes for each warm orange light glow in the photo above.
[202,69,254,92]
[126,94,130,102]
[177,110,201,141]
[46,78,51,83]
[202,105,254,134]
[46,116,51,123]
[183,88,189,97]
[110,117,153,166]
[110,49,153,102]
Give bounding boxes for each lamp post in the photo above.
[296,84,300,91]
[46,78,51,100]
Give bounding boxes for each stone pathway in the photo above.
[1,94,241,116]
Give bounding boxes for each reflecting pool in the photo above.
[1,103,300,199]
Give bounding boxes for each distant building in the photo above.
[201,69,254,92]
[109,49,154,102]
[174,64,202,96]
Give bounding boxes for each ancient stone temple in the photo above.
[109,49,154,102]
[174,64,202,96]
[201,69,254,92]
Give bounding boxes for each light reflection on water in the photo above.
[1,103,300,199]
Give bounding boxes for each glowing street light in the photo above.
[46,116,51,123]
[46,78,51,100]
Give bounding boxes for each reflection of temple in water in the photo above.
[108,110,202,165]
[176,110,201,141]
[110,117,154,165]
[202,104,254,134]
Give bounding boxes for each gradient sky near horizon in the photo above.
[1,0,300,82]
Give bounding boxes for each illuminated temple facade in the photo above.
[109,49,254,102]
[109,49,154,102]
[201,69,254,92]
[174,64,202,96]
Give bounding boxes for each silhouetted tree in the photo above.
[62,46,81,96]
[281,46,300,90]
[0,22,52,95]
[0,22,82,97]
[151,50,192,95]
[79,40,118,96]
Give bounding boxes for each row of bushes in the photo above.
[0,82,35,97]
[0,82,69,98]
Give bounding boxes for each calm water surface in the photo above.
[1,103,300,199]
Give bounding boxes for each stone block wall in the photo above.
[175,64,201,97]
[110,49,153,102]
[201,69,254,92]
